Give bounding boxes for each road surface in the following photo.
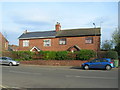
[1,65,118,89]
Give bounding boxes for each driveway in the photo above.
[1,64,118,89]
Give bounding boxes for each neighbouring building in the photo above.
[0,32,9,51]
[8,45,19,51]
[18,22,101,52]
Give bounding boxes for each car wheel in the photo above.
[9,62,13,66]
[84,65,89,70]
[105,65,111,70]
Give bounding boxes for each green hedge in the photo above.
[2,50,96,61]
[43,51,56,60]
[97,51,118,59]
[55,51,68,60]
[12,51,35,61]
[76,50,96,60]
[105,51,118,59]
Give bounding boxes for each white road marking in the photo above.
[65,75,117,80]
[9,70,42,75]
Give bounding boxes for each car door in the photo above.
[2,57,8,64]
[89,59,101,68]
[100,59,108,68]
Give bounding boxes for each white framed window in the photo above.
[85,37,93,44]
[43,39,51,46]
[59,38,66,45]
[23,40,29,47]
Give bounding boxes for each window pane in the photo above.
[23,40,29,47]
[85,37,93,44]
[59,38,66,45]
[43,39,51,46]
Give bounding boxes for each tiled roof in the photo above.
[19,31,56,39]
[56,28,101,37]
[18,28,101,39]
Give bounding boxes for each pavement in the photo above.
[1,64,119,89]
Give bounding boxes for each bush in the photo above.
[55,51,68,60]
[97,51,118,59]
[76,50,96,60]
[97,51,106,58]
[67,52,76,60]
[43,51,56,60]
[12,51,35,61]
[105,51,118,59]
[1,50,97,61]
[33,51,45,60]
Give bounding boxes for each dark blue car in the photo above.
[82,58,114,70]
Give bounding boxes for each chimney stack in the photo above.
[55,22,61,32]
[24,30,28,34]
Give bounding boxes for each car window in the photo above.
[100,59,108,62]
[95,59,100,62]
[91,59,100,63]
[7,57,12,60]
[2,57,7,60]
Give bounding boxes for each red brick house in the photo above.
[0,32,9,51]
[18,22,101,52]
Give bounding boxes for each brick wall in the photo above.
[19,36,100,51]
[20,60,88,66]
[0,33,9,51]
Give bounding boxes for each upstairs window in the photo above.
[23,40,29,47]
[85,37,93,44]
[43,39,51,46]
[59,38,66,45]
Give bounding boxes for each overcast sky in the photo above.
[0,1,118,45]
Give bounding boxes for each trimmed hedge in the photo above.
[2,50,96,61]
[76,50,96,60]
[55,51,68,60]
[12,51,35,61]
[105,51,118,59]
[97,51,118,59]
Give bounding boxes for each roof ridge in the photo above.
[26,30,55,33]
[61,27,101,31]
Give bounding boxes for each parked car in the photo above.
[82,58,114,70]
[0,57,20,66]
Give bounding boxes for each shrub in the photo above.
[97,51,106,58]
[67,52,76,60]
[97,51,118,59]
[43,51,56,60]
[76,50,96,60]
[33,51,44,60]
[12,51,35,60]
[105,51,118,59]
[55,51,68,60]
[1,50,97,61]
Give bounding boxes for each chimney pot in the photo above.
[24,30,28,34]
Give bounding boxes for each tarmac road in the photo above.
[1,65,118,89]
